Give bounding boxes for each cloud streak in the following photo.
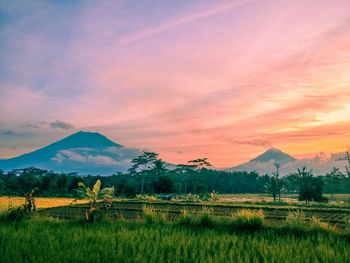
[49,120,74,130]
[121,0,253,44]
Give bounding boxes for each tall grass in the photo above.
[142,205,168,224]
[228,209,265,231]
[0,218,349,263]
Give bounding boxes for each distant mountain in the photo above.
[0,131,142,175]
[227,148,298,175]
[250,148,296,164]
[227,148,348,176]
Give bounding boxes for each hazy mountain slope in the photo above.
[250,148,296,164]
[0,131,142,175]
[227,148,347,176]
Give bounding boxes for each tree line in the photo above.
[0,151,349,202]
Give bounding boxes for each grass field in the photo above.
[0,218,349,263]
[0,196,87,211]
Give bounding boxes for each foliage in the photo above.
[289,167,327,203]
[1,155,349,201]
[324,167,346,197]
[75,179,114,223]
[128,151,159,195]
[188,158,212,194]
[153,176,173,193]
[265,162,283,202]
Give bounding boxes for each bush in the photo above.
[228,209,264,231]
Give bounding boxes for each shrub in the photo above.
[228,209,264,231]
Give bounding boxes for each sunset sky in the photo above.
[1,0,350,167]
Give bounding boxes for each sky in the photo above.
[0,0,350,167]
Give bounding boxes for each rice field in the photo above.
[0,196,87,211]
[1,197,350,263]
[0,218,349,263]
[218,193,350,205]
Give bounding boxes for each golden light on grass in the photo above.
[0,196,87,211]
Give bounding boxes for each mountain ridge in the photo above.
[0,132,347,176]
[0,131,141,175]
[249,148,296,164]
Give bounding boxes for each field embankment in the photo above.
[38,199,350,225]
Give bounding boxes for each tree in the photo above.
[17,168,40,194]
[342,150,350,177]
[153,159,168,179]
[337,150,350,193]
[128,151,159,195]
[188,158,212,194]
[265,162,283,202]
[154,176,173,193]
[174,164,196,194]
[292,167,325,203]
[324,167,345,197]
[57,174,68,196]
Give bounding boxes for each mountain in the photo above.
[250,148,296,164]
[227,148,297,175]
[0,131,142,175]
[227,148,349,176]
